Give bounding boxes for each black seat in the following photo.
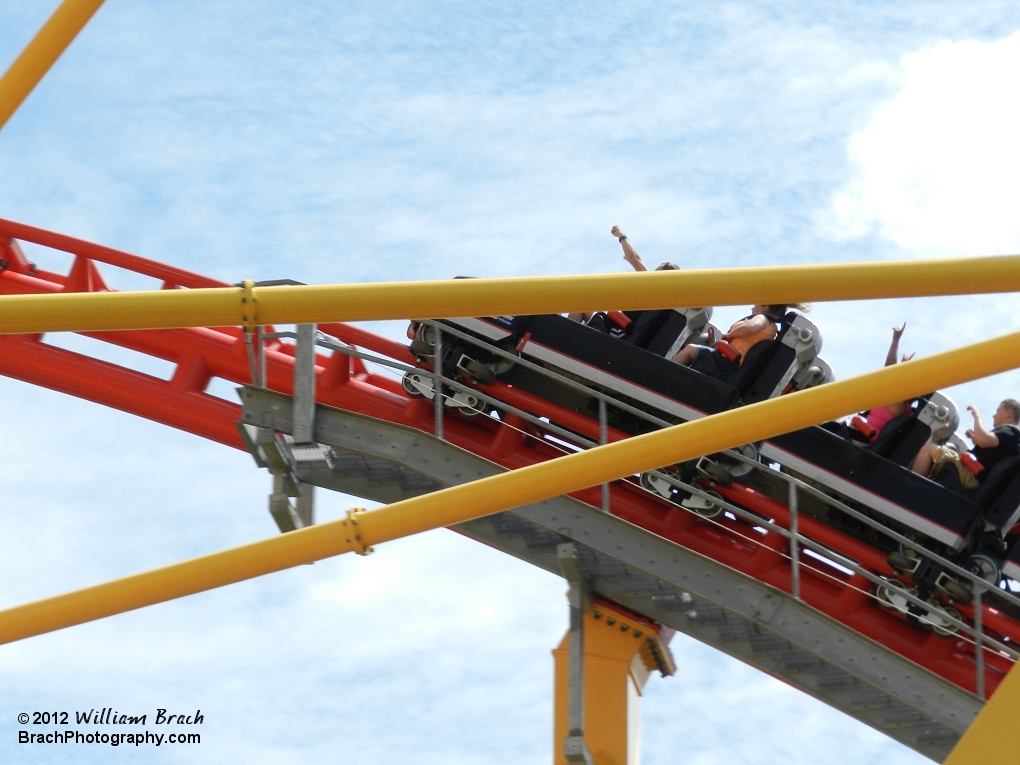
[618,310,689,356]
[586,309,689,357]
[731,338,796,404]
[866,404,933,468]
[974,457,1020,533]
[688,312,800,405]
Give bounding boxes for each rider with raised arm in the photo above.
[862,323,915,436]
[567,227,678,323]
[611,225,679,273]
[913,399,1020,488]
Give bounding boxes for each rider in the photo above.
[612,226,679,274]
[861,323,915,437]
[913,399,1020,488]
[566,227,678,324]
[671,303,806,372]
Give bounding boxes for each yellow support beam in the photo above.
[0,255,1019,333]
[0,0,108,133]
[946,649,1020,761]
[1,326,1019,644]
[553,603,673,765]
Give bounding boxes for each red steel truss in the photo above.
[0,217,1013,698]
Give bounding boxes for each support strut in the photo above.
[558,544,594,765]
[553,598,674,764]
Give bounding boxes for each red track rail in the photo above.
[0,218,1013,698]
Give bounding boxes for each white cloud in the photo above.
[833,30,1020,254]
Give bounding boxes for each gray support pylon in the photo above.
[293,324,317,443]
[599,399,609,513]
[291,324,317,526]
[558,543,594,765]
[433,327,443,439]
[260,428,310,532]
[268,472,299,533]
[293,482,314,528]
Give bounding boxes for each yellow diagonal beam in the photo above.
[1,325,1019,644]
[946,663,1020,762]
[0,0,108,133]
[0,255,1019,333]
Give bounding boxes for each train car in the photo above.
[401,306,1020,632]
[403,307,825,427]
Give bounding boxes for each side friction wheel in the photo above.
[887,551,918,573]
[460,358,496,386]
[401,372,427,398]
[683,490,725,520]
[418,324,438,346]
[492,354,518,379]
[876,577,916,613]
[896,533,924,562]
[725,443,759,479]
[968,553,1001,586]
[409,338,434,358]
[639,471,674,500]
[456,394,487,418]
[939,577,972,604]
[696,461,733,488]
[924,603,963,638]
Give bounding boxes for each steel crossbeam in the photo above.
[0,0,108,132]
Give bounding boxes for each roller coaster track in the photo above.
[0,218,1013,761]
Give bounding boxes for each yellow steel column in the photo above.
[945,662,1020,763]
[0,0,108,133]
[553,603,674,764]
[2,254,1020,332]
[252,256,1020,324]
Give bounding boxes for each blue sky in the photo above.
[2,1,1020,763]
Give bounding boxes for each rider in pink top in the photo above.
[863,324,914,439]
[865,404,897,434]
